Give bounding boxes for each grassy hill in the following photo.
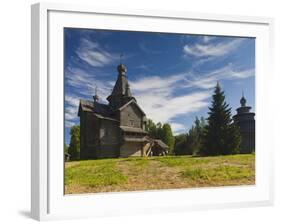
[65,154,255,194]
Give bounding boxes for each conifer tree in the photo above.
[174,134,189,155]
[201,83,241,156]
[188,116,206,155]
[68,125,80,160]
[162,123,175,154]
[146,119,158,137]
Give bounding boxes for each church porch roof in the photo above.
[154,139,169,149]
[123,137,148,142]
[120,126,148,134]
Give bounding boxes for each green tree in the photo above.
[174,133,191,155]
[64,143,69,153]
[146,119,175,154]
[156,122,164,140]
[146,119,158,137]
[187,116,206,155]
[201,83,241,156]
[68,125,80,160]
[162,123,175,154]
[146,119,163,139]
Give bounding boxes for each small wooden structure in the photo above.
[152,139,169,156]
[142,138,168,157]
[64,152,71,161]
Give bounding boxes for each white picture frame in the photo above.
[31,2,274,221]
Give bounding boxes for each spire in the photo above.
[109,62,130,96]
[93,85,99,102]
[125,83,132,96]
[107,63,134,108]
[240,92,246,107]
[117,53,127,76]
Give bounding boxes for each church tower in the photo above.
[78,62,169,159]
[107,63,135,109]
[233,93,255,153]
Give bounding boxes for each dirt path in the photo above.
[116,159,193,191]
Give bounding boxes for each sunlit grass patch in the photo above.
[65,159,128,188]
[65,154,255,194]
[182,165,253,182]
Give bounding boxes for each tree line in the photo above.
[66,83,243,160]
[174,82,241,156]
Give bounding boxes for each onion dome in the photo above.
[240,94,246,107]
[117,64,127,75]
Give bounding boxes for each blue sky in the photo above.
[64,28,255,145]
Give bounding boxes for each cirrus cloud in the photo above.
[183,39,244,58]
[76,38,119,67]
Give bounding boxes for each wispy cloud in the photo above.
[202,36,216,43]
[135,90,210,123]
[64,66,114,128]
[130,73,186,94]
[183,39,244,58]
[65,66,113,100]
[184,64,254,89]
[65,94,80,128]
[76,38,119,67]
[130,73,211,133]
[170,123,187,134]
[65,120,76,129]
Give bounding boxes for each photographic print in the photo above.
[64,28,255,195]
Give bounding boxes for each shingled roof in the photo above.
[120,126,148,134]
[78,100,114,118]
[154,139,169,149]
[117,99,146,115]
[106,64,134,103]
[110,73,131,97]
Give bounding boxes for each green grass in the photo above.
[182,165,253,181]
[65,154,255,194]
[65,159,128,188]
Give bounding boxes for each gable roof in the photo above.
[154,139,169,149]
[78,100,113,118]
[117,99,146,116]
[78,99,94,113]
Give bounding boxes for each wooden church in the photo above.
[78,63,168,159]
